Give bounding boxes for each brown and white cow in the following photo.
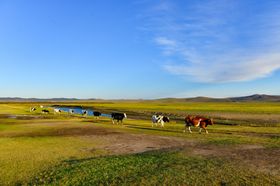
[184,115,213,134]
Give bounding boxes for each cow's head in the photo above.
[207,118,214,125]
[163,116,170,122]
[124,113,127,118]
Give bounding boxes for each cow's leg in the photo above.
[205,128,208,134]
[200,126,208,134]
[112,119,115,124]
[161,121,164,128]
[188,126,192,133]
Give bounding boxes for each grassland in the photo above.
[0,101,279,185]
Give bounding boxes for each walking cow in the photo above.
[184,115,213,134]
[93,111,102,119]
[152,115,170,128]
[111,112,127,124]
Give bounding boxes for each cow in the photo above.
[82,110,88,116]
[40,105,44,108]
[111,112,127,124]
[184,115,213,134]
[69,109,74,114]
[41,109,49,114]
[152,115,170,128]
[30,107,36,112]
[54,108,61,114]
[93,111,102,119]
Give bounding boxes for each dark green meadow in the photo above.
[0,101,279,185]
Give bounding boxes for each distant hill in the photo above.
[229,94,280,102]
[158,94,280,102]
[0,94,280,102]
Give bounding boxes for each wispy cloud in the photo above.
[141,0,280,83]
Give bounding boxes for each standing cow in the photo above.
[30,107,36,112]
[82,110,88,116]
[93,111,102,119]
[69,109,74,114]
[184,115,213,134]
[152,115,170,127]
[54,108,61,114]
[41,109,50,114]
[111,112,127,124]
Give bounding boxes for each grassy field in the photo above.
[0,102,279,185]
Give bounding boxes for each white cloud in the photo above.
[143,0,280,83]
[154,37,177,55]
[164,53,280,83]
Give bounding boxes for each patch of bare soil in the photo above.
[87,133,190,155]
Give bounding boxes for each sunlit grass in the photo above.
[0,102,279,185]
[0,136,105,185]
[29,151,279,186]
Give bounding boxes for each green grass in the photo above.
[0,136,105,185]
[58,101,280,114]
[0,102,279,185]
[30,151,279,186]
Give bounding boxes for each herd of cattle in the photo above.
[30,106,214,134]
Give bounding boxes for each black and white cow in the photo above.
[69,109,74,114]
[151,115,170,127]
[30,107,36,112]
[54,108,61,114]
[82,110,88,116]
[111,112,127,124]
[93,111,102,118]
[41,109,49,114]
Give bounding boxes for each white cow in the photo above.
[30,107,36,112]
[152,115,170,128]
[54,108,61,114]
[82,110,88,116]
[69,109,74,114]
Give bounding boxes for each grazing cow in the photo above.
[152,115,170,127]
[30,107,36,112]
[184,115,213,134]
[69,109,74,114]
[40,105,44,108]
[54,108,61,114]
[82,110,88,116]
[41,109,49,114]
[93,111,101,118]
[111,112,127,124]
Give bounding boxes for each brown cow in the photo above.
[184,115,213,134]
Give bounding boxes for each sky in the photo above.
[1,0,280,99]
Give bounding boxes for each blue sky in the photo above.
[1,0,280,99]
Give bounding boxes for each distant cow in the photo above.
[69,109,74,114]
[30,107,36,112]
[93,111,102,118]
[111,112,127,124]
[184,115,213,134]
[82,110,88,116]
[40,105,44,108]
[152,115,170,127]
[41,109,49,114]
[54,108,61,114]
